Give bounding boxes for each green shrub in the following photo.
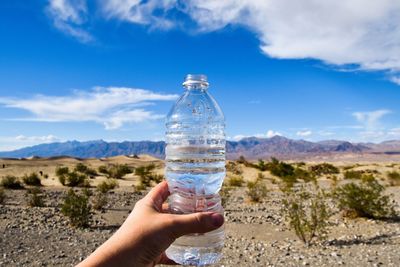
[74,163,97,177]
[98,165,109,175]
[26,187,45,207]
[65,172,90,187]
[61,189,91,227]
[246,179,268,202]
[282,186,331,245]
[100,164,133,179]
[309,163,339,176]
[135,164,161,188]
[92,192,108,211]
[0,188,5,204]
[56,166,69,185]
[387,171,400,186]
[227,175,244,187]
[1,175,24,189]
[334,179,397,219]
[96,179,118,193]
[257,159,268,171]
[269,158,295,178]
[22,172,42,186]
[56,166,69,177]
[293,168,315,182]
[237,155,247,164]
[220,185,232,207]
[344,170,363,180]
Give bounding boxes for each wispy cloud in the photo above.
[45,1,400,84]
[230,130,282,141]
[15,134,60,142]
[352,109,392,129]
[0,87,178,130]
[296,130,312,137]
[46,0,93,43]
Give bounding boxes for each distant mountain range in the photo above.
[1,136,400,160]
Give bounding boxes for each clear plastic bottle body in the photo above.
[165,74,225,266]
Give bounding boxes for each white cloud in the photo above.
[231,130,281,141]
[15,134,60,142]
[47,0,93,43]
[0,87,178,130]
[352,109,392,129]
[265,130,281,138]
[296,130,312,137]
[101,0,175,29]
[44,1,400,82]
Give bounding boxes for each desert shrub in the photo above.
[293,168,315,183]
[387,171,400,186]
[246,179,268,202]
[135,183,147,191]
[344,170,363,180]
[269,158,295,178]
[56,166,69,185]
[65,172,90,187]
[22,172,42,186]
[334,179,397,219]
[26,187,45,207]
[61,189,91,227]
[1,175,24,189]
[282,186,331,245]
[135,164,161,188]
[226,161,243,175]
[92,192,108,211]
[257,159,268,171]
[96,179,118,193]
[220,185,232,207]
[100,164,133,179]
[74,163,97,177]
[309,163,339,176]
[0,188,5,204]
[56,166,69,177]
[98,165,109,175]
[342,165,356,171]
[43,174,49,179]
[227,175,244,187]
[237,155,247,164]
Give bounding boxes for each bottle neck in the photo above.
[182,74,209,91]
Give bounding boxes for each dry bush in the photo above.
[343,170,364,180]
[135,164,163,189]
[309,163,339,176]
[227,175,244,187]
[246,179,268,202]
[1,175,24,189]
[97,179,118,193]
[61,189,91,228]
[22,172,42,186]
[56,166,90,187]
[387,171,400,186]
[26,187,45,207]
[282,185,331,245]
[92,192,108,211]
[226,161,243,175]
[334,179,397,219]
[74,163,97,177]
[0,188,5,204]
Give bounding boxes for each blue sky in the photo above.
[1,1,400,151]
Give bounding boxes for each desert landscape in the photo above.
[1,154,399,267]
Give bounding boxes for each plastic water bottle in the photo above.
[165,74,225,266]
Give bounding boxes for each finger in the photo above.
[144,181,170,211]
[157,253,177,265]
[167,212,224,238]
[162,202,169,213]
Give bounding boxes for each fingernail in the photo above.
[211,213,224,227]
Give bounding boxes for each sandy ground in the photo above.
[0,156,400,266]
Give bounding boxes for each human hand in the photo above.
[78,181,224,267]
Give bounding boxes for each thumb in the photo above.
[168,212,224,238]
